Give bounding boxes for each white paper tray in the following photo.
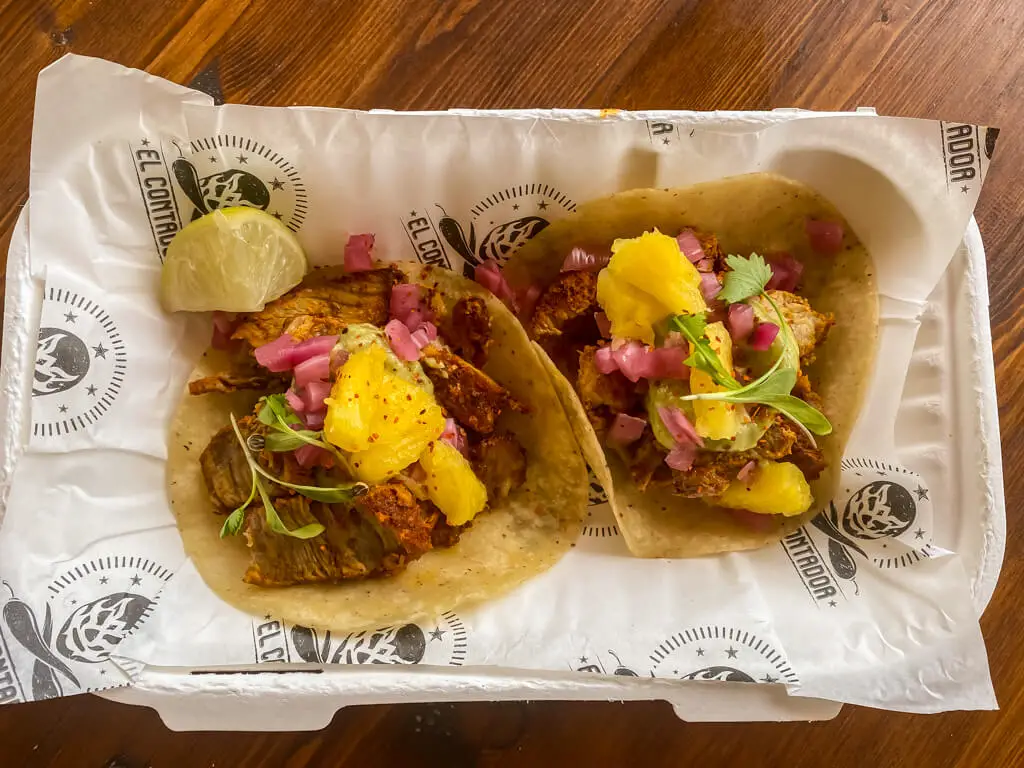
[88,219,1002,731]
[3,106,1003,729]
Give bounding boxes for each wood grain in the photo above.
[1,0,1022,765]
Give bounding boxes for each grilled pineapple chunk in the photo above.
[419,440,488,526]
[325,344,445,483]
[690,322,743,440]
[714,461,812,517]
[597,230,706,344]
[324,345,388,452]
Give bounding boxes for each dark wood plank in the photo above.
[1,0,1022,766]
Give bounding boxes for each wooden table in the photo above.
[0,1,1021,765]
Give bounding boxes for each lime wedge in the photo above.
[160,207,308,313]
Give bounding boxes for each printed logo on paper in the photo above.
[649,625,798,685]
[939,122,998,194]
[32,286,127,439]
[647,121,690,147]
[0,556,171,702]
[780,458,940,607]
[581,466,620,539]
[251,611,467,667]
[403,184,576,277]
[570,648,642,677]
[130,135,308,260]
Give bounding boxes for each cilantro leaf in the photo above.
[669,314,740,390]
[719,253,773,304]
[219,475,256,538]
[259,394,301,426]
[229,414,328,539]
[675,284,834,438]
[265,430,321,452]
[769,396,833,436]
[256,478,326,540]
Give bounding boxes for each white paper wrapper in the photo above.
[0,55,999,713]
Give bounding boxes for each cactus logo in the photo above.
[0,556,171,701]
[403,185,576,278]
[251,611,467,667]
[130,135,307,261]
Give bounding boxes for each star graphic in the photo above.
[141,138,151,146]
[914,528,926,539]
[64,311,77,323]
[725,647,738,659]
[271,211,283,219]
[538,200,549,210]
[70,599,77,605]
[914,485,929,501]
[237,154,249,164]
[86,385,98,396]
[130,575,142,586]
[578,655,589,664]
[429,627,446,642]
[58,405,68,413]
[92,343,108,359]
[209,155,218,163]
[264,613,272,621]
[695,647,705,657]
[270,178,286,191]
[662,137,670,145]
[99,669,106,676]
[828,600,838,607]
[961,185,970,194]
[761,674,778,683]
[99,576,108,585]
[512,203,519,211]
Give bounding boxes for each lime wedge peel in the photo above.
[160,207,308,313]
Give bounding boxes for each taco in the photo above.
[500,173,877,557]
[168,253,586,631]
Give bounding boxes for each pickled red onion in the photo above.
[293,353,331,389]
[302,410,325,430]
[665,442,698,471]
[700,273,722,300]
[561,247,609,272]
[607,413,647,446]
[211,311,238,350]
[749,322,779,351]
[385,318,419,361]
[645,348,689,379]
[344,233,375,272]
[727,303,754,342]
[254,333,298,372]
[806,219,844,255]
[294,444,332,468]
[612,341,649,382]
[676,229,704,263]
[737,460,758,483]
[475,260,517,307]
[284,388,306,415]
[595,346,618,374]
[440,418,468,456]
[765,252,804,292]
[301,380,332,412]
[516,283,542,321]
[657,406,704,447]
[389,284,421,323]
